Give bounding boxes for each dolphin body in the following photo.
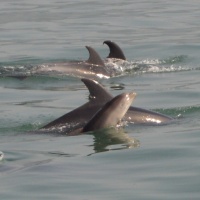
[34,46,111,79]
[42,78,112,131]
[35,42,126,79]
[3,41,126,80]
[83,79,173,124]
[83,92,136,132]
[41,91,136,135]
[68,92,136,135]
[42,79,173,133]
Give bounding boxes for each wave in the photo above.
[154,104,200,118]
[106,55,195,76]
[0,55,198,79]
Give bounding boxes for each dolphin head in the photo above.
[82,92,136,132]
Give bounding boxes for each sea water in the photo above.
[0,1,200,199]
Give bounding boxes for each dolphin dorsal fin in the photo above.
[103,40,126,60]
[86,46,105,66]
[81,78,112,101]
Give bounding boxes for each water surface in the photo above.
[1,1,200,199]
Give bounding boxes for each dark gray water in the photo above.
[0,1,200,199]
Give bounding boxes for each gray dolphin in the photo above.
[36,41,127,79]
[4,41,126,79]
[82,92,136,132]
[68,92,136,135]
[86,79,173,124]
[34,46,111,79]
[42,78,112,131]
[82,79,173,124]
[42,79,173,133]
[35,42,127,78]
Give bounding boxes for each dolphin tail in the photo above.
[103,40,126,60]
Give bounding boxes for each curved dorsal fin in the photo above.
[103,40,126,60]
[86,46,105,66]
[81,78,112,101]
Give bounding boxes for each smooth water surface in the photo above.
[0,1,200,199]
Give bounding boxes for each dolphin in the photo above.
[83,79,174,124]
[42,79,173,134]
[34,46,111,79]
[35,42,127,79]
[41,78,112,131]
[82,92,136,132]
[2,41,127,80]
[68,92,136,135]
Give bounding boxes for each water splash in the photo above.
[0,151,4,161]
[0,55,196,79]
[105,55,194,76]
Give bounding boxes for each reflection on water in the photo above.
[0,127,139,175]
[32,125,140,154]
[88,127,140,154]
[0,148,77,175]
